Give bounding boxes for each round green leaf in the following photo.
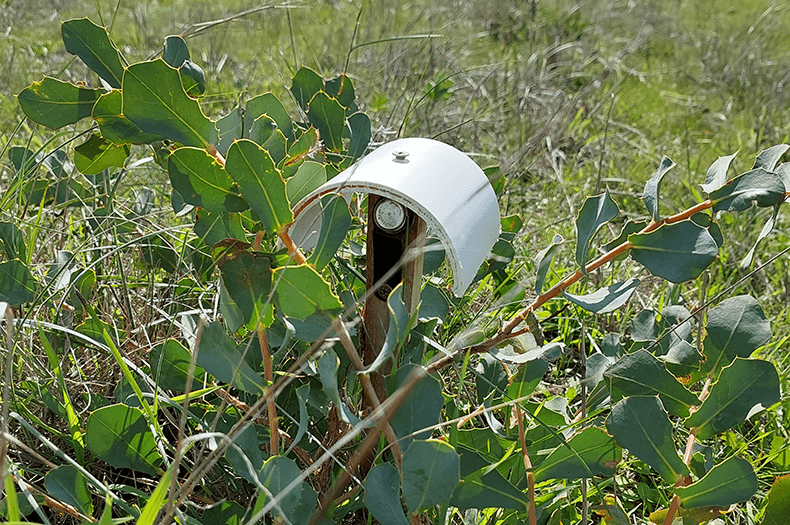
[0,259,37,305]
[676,457,757,509]
[85,404,162,475]
[272,265,342,320]
[629,220,718,283]
[73,134,130,175]
[168,147,248,213]
[364,463,409,525]
[402,439,460,513]
[575,189,619,271]
[606,396,688,484]
[45,465,93,516]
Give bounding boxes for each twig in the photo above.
[516,405,537,525]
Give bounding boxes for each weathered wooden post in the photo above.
[288,138,500,386]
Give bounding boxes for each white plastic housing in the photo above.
[287,137,501,296]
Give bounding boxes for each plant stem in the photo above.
[428,199,716,373]
[258,325,279,454]
[516,405,537,525]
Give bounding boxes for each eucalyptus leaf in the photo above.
[150,339,206,391]
[347,112,372,160]
[676,457,757,509]
[163,35,190,67]
[402,439,460,513]
[73,134,130,175]
[629,220,718,283]
[563,278,639,314]
[247,92,294,140]
[122,59,218,148]
[703,294,771,375]
[450,447,528,512]
[642,155,675,221]
[700,152,738,193]
[85,404,162,475]
[272,265,342,320]
[533,427,620,482]
[364,463,409,525]
[390,364,443,449]
[286,161,327,207]
[45,465,93,515]
[61,18,124,89]
[607,396,688,484]
[318,348,359,425]
[604,350,699,417]
[307,91,345,153]
[218,250,273,329]
[93,90,165,144]
[226,139,293,234]
[0,259,37,305]
[291,67,325,110]
[195,322,267,394]
[307,195,351,271]
[575,189,619,271]
[534,233,564,294]
[362,283,411,374]
[709,167,786,212]
[752,143,789,172]
[686,358,780,439]
[18,77,102,129]
[258,456,317,524]
[762,474,790,525]
[194,209,247,246]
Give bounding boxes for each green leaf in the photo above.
[262,129,288,165]
[286,161,326,206]
[606,396,688,484]
[629,220,718,283]
[150,339,206,391]
[218,250,273,329]
[137,463,174,525]
[604,349,699,417]
[73,134,130,175]
[247,92,294,141]
[709,168,786,212]
[307,195,351,271]
[753,143,789,171]
[18,77,102,129]
[534,233,564,294]
[450,447,528,512]
[326,73,358,113]
[741,204,779,269]
[92,90,165,144]
[575,189,619,271]
[0,259,36,305]
[563,278,639,314]
[195,322,267,394]
[702,294,771,375]
[605,219,648,258]
[291,67,325,110]
[272,265,342,320]
[258,456,317,524]
[364,463,409,525]
[216,104,245,155]
[762,474,790,525]
[122,59,218,148]
[362,283,411,374]
[180,60,206,97]
[85,404,163,475]
[475,353,508,403]
[163,35,190,67]
[347,112,371,160]
[507,358,548,401]
[642,156,675,221]
[194,209,247,246]
[402,439,460,513]
[533,427,620,482]
[418,281,449,320]
[45,465,93,515]
[390,364,443,449]
[202,500,247,525]
[287,127,318,165]
[318,348,359,425]
[284,384,310,456]
[676,457,757,509]
[226,139,293,234]
[307,91,345,153]
[700,152,738,193]
[61,18,124,89]
[686,358,780,439]
[168,147,248,213]
[0,223,27,262]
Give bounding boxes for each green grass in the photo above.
[2,0,790,523]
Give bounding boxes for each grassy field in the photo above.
[1,0,789,523]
